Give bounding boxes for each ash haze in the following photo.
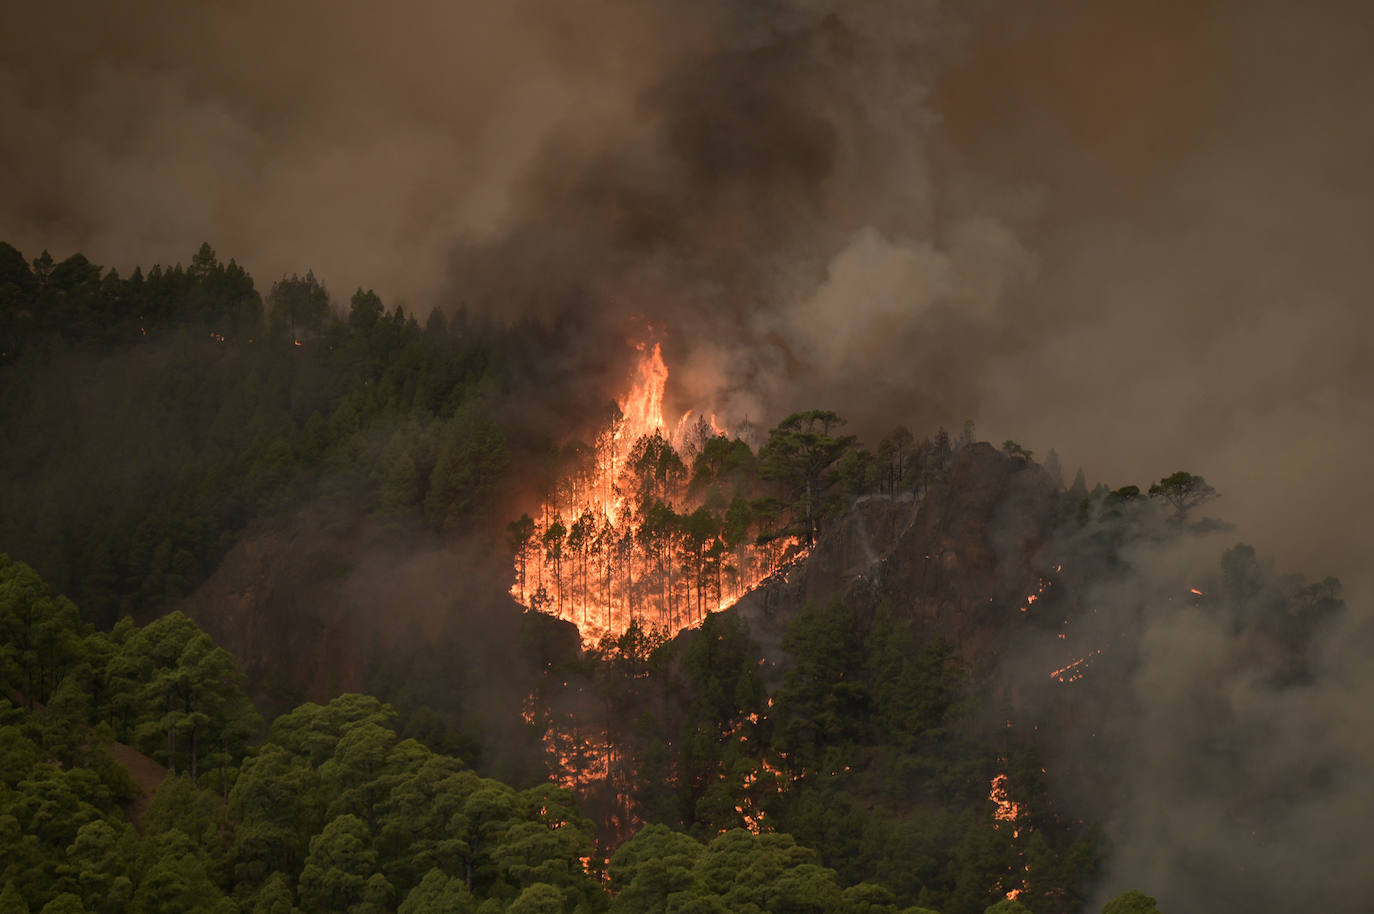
[4,1,1367,581]
[4,2,1372,909]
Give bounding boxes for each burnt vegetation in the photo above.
[0,242,1347,914]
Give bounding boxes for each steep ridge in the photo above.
[732,442,1063,673]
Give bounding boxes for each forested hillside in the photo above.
[4,241,1349,913]
[1,240,570,632]
[2,552,1170,914]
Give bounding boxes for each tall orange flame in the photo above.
[619,342,668,443]
[510,340,802,647]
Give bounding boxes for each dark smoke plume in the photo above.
[4,2,1371,909]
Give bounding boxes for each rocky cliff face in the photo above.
[733,441,1068,673]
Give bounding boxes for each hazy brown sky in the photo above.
[5,4,1372,910]
[3,0,1370,585]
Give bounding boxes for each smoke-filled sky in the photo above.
[5,2,1372,909]
[4,1,1368,589]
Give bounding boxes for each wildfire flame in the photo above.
[620,341,669,445]
[1050,648,1103,683]
[1019,567,1058,612]
[510,340,805,647]
[989,772,1022,834]
[990,771,1031,899]
[514,342,811,806]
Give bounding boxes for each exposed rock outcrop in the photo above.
[733,442,1067,671]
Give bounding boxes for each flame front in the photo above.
[510,340,803,647]
[619,342,669,456]
[991,771,1031,899]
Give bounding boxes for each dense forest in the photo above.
[5,241,1344,912]
[0,554,1165,913]
[0,240,526,634]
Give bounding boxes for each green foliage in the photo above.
[624,432,688,510]
[0,556,88,707]
[866,605,960,751]
[425,396,510,532]
[269,272,330,339]
[609,826,866,914]
[131,830,229,913]
[1000,441,1032,463]
[1100,889,1162,914]
[608,824,703,912]
[0,881,31,914]
[984,900,1031,914]
[38,895,89,914]
[758,410,856,546]
[297,814,382,913]
[0,244,1183,914]
[505,882,565,914]
[59,820,135,914]
[106,611,257,785]
[876,426,914,495]
[141,776,228,874]
[773,598,869,773]
[398,869,474,914]
[246,871,299,914]
[0,241,524,631]
[1147,471,1216,522]
[689,436,757,510]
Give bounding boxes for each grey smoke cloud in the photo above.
[1,0,684,306]
[4,1,1372,907]
[996,521,1374,912]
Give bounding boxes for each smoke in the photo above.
[5,1,1373,906]
[1102,582,1374,912]
[0,0,692,307]
[5,2,1369,568]
[996,518,1374,912]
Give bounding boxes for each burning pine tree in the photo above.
[507,343,812,645]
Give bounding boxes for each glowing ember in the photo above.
[734,756,787,834]
[990,771,1031,898]
[989,773,1022,834]
[1019,571,1056,612]
[1190,587,1205,596]
[510,340,805,645]
[1050,648,1103,683]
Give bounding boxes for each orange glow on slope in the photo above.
[991,771,1031,899]
[1019,566,1058,612]
[511,340,805,646]
[1050,648,1103,683]
[990,773,1022,833]
[734,756,788,834]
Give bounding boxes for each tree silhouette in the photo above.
[759,411,855,547]
[1148,471,1217,523]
